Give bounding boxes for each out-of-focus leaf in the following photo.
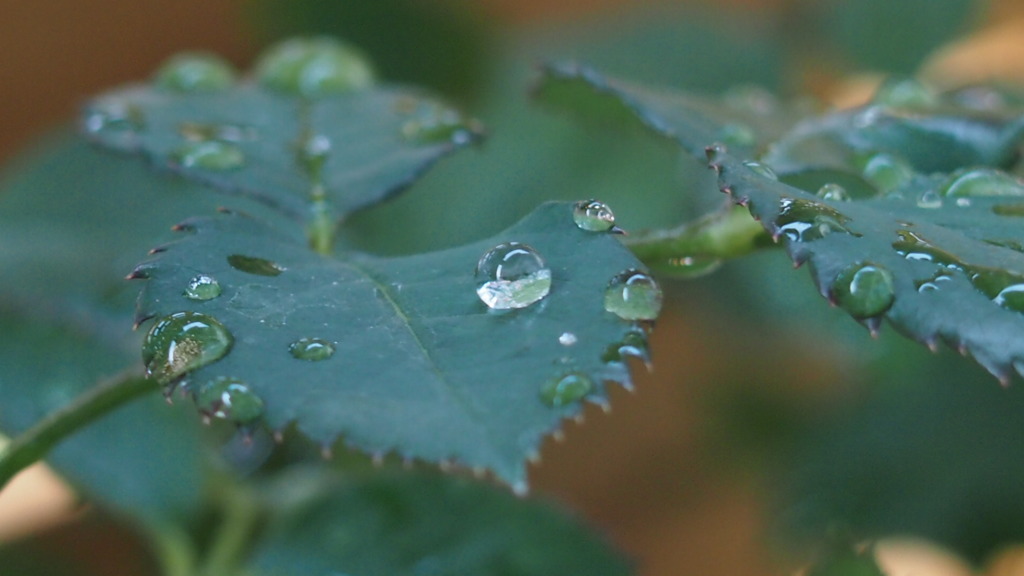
[249,469,631,576]
[131,202,653,489]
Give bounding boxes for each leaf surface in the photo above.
[132,202,651,488]
[83,81,479,219]
[249,469,632,576]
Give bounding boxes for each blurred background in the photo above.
[3,0,1024,574]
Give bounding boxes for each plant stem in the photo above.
[0,371,157,491]
[200,483,262,576]
[623,204,774,275]
[146,521,199,576]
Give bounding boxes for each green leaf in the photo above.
[248,469,632,576]
[82,75,480,221]
[536,62,806,161]
[712,147,1024,383]
[131,202,653,489]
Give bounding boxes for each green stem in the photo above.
[200,484,262,576]
[624,204,774,276]
[0,372,157,491]
[146,521,199,576]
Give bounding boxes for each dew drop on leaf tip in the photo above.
[184,275,222,301]
[153,52,236,93]
[289,337,336,361]
[816,183,850,202]
[572,199,617,232]
[195,376,264,424]
[475,242,552,310]
[540,372,594,408]
[142,312,234,385]
[604,270,663,321]
[254,36,376,98]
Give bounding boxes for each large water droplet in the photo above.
[742,160,778,181]
[858,152,913,193]
[400,102,476,144]
[775,198,858,242]
[153,52,236,93]
[227,254,284,276]
[970,269,1024,313]
[184,275,222,301]
[289,337,336,361]
[892,230,963,269]
[831,263,895,319]
[254,37,375,97]
[572,199,616,232]
[173,141,246,171]
[195,377,264,424]
[816,183,850,202]
[142,312,234,385]
[540,372,594,408]
[941,168,1024,198]
[872,77,938,109]
[604,270,663,321]
[475,242,552,310]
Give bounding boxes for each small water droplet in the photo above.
[916,189,943,209]
[558,332,578,346]
[831,263,895,319]
[195,377,264,424]
[941,168,1024,197]
[184,275,222,301]
[816,183,850,202]
[775,198,858,242]
[742,160,778,181]
[872,77,938,109]
[601,330,650,364]
[718,123,756,147]
[892,230,963,269]
[956,198,971,207]
[179,122,256,143]
[153,52,236,93]
[173,141,245,171]
[916,272,953,293]
[400,102,476,144]
[297,133,331,177]
[604,270,663,321]
[572,199,616,232]
[227,254,284,276]
[289,337,336,361]
[858,152,913,193]
[661,256,723,278]
[83,101,144,134]
[540,372,594,408]
[142,312,234,385]
[255,37,375,97]
[475,242,552,310]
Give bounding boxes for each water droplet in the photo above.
[297,134,331,178]
[142,312,234,385]
[872,77,938,109]
[184,275,222,301]
[572,199,616,232]
[941,168,1024,197]
[195,377,264,424]
[956,198,972,208]
[83,101,144,134]
[892,230,963,269]
[289,337,336,361]
[601,330,650,364]
[916,272,953,293]
[153,52,236,93]
[831,263,895,319]
[254,37,375,97]
[227,254,284,276]
[916,189,943,209]
[540,372,594,408]
[816,183,850,202]
[858,152,913,193]
[775,198,858,242]
[742,160,778,181]
[558,332,578,346]
[400,102,476,144]
[173,141,245,171]
[970,269,1024,313]
[604,270,663,321]
[718,123,756,147]
[475,242,552,310]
